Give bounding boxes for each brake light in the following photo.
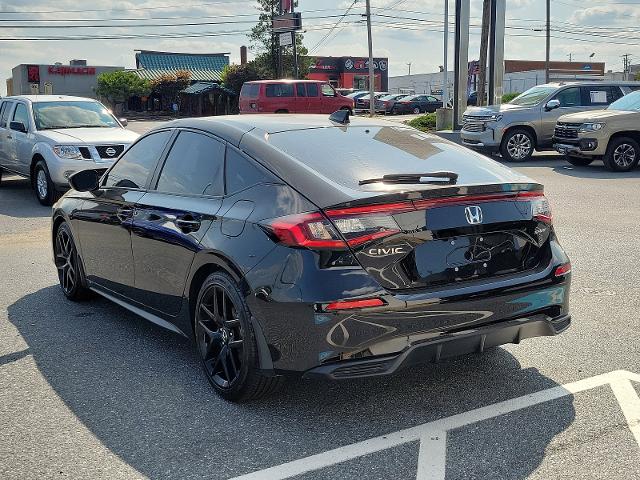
[326,298,385,311]
[554,262,571,277]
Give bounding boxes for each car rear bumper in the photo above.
[304,313,570,379]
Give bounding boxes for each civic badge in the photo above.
[464,206,483,225]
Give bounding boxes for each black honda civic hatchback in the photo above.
[52,113,571,401]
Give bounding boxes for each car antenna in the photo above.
[329,109,350,125]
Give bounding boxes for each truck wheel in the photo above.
[34,161,60,206]
[603,137,639,172]
[501,128,534,162]
[566,156,593,167]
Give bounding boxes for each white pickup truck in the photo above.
[0,95,139,205]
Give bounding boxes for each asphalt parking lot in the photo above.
[1,120,640,480]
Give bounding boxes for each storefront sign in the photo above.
[48,65,96,76]
[343,57,388,73]
[27,65,40,83]
[279,32,293,46]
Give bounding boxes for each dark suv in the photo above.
[52,114,572,401]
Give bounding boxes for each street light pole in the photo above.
[442,0,449,108]
[545,0,550,83]
[365,0,375,117]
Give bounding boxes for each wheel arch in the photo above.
[607,131,640,147]
[501,124,538,149]
[30,153,46,185]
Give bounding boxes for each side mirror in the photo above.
[119,118,128,127]
[9,121,27,133]
[545,99,561,111]
[69,169,100,192]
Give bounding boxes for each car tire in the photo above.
[194,272,283,402]
[603,137,639,172]
[413,107,421,114]
[500,128,534,162]
[566,156,594,167]
[54,222,92,301]
[34,161,60,206]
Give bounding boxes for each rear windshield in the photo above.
[240,83,259,98]
[265,83,294,97]
[267,126,527,192]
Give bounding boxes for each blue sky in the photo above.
[1,0,639,95]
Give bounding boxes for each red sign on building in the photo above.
[27,65,40,83]
[48,65,96,76]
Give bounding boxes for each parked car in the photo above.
[52,113,571,401]
[392,94,443,114]
[239,80,354,115]
[554,90,640,172]
[345,90,370,101]
[378,93,408,114]
[0,95,138,205]
[461,82,640,162]
[354,92,389,112]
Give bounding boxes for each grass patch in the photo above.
[406,113,437,132]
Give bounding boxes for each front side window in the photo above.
[104,130,172,189]
[553,87,582,107]
[0,102,14,128]
[321,84,336,97]
[265,83,294,97]
[32,101,119,130]
[156,131,225,196]
[12,104,29,128]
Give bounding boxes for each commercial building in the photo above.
[389,60,608,100]
[307,56,389,91]
[5,60,123,98]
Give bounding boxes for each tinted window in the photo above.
[240,83,259,97]
[226,148,273,194]
[307,83,319,97]
[321,84,335,97]
[427,96,438,102]
[554,87,581,107]
[582,86,614,106]
[295,83,307,97]
[104,130,171,189]
[32,101,118,130]
[266,83,294,97]
[12,104,29,127]
[156,131,224,196]
[0,102,13,128]
[610,86,624,101]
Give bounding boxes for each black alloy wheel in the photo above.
[54,223,91,301]
[194,272,282,401]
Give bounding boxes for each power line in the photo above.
[0,0,242,14]
[308,0,360,54]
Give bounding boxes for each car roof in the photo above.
[537,81,640,88]
[245,79,326,84]
[4,95,98,103]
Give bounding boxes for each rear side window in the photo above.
[240,83,259,98]
[104,130,172,189]
[13,104,29,127]
[266,83,294,97]
[307,84,319,97]
[0,102,13,128]
[582,86,616,106]
[295,83,307,97]
[156,131,224,196]
[554,87,581,107]
[610,86,624,101]
[226,148,273,194]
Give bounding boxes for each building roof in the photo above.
[134,50,229,82]
[181,81,235,96]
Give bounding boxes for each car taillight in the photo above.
[325,298,385,311]
[530,195,552,224]
[554,262,571,277]
[264,203,413,250]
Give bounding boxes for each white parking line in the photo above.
[230,370,640,480]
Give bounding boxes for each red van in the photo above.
[239,80,354,114]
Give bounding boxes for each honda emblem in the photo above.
[464,206,483,225]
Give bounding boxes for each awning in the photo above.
[181,82,235,96]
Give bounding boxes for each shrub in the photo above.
[502,92,521,103]
[406,113,437,132]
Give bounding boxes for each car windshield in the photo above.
[608,91,640,111]
[33,101,119,130]
[379,94,398,101]
[507,86,557,106]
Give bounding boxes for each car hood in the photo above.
[464,103,528,116]
[38,127,139,144]
[559,109,639,122]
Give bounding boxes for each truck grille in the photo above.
[95,145,125,159]
[463,114,494,122]
[462,122,486,132]
[554,122,581,139]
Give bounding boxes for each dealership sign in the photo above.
[48,65,97,76]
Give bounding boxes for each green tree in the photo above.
[635,72,640,81]
[221,62,264,112]
[96,70,151,109]
[150,70,191,111]
[248,0,312,79]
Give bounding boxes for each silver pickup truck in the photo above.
[0,95,139,205]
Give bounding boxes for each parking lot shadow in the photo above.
[9,286,576,479]
[552,162,640,179]
[0,176,51,218]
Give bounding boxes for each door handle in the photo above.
[175,217,201,232]
[116,207,134,222]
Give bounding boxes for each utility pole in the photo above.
[365,0,375,117]
[407,62,412,76]
[567,53,572,62]
[442,0,449,108]
[477,0,490,107]
[545,0,550,83]
[622,53,632,79]
[291,1,299,78]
